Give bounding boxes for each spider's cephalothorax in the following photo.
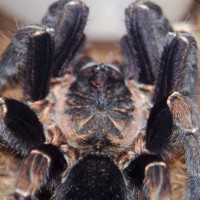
[0,0,199,200]
[55,63,147,152]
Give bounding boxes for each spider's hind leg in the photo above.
[121,1,172,84]
[147,33,200,199]
[153,32,198,103]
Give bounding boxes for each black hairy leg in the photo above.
[42,0,89,77]
[120,1,172,83]
[15,144,66,199]
[0,96,66,199]
[147,32,198,153]
[0,97,45,157]
[167,93,200,200]
[143,162,172,200]
[0,0,89,100]
[146,33,200,199]
[0,26,53,101]
[124,154,172,200]
[153,32,198,103]
[0,97,50,199]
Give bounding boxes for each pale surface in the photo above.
[0,0,193,41]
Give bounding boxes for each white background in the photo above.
[0,0,194,41]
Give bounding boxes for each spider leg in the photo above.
[0,97,45,157]
[121,1,172,84]
[167,92,200,200]
[0,98,44,199]
[124,154,172,199]
[147,33,200,199]
[153,32,198,103]
[0,26,53,101]
[15,144,66,199]
[0,0,88,101]
[0,97,66,199]
[42,0,89,77]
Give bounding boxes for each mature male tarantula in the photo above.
[0,0,199,199]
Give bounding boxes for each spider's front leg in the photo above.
[42,0,89,77]
[0,0,89,199]
[121,2,173,199]
[147,33,200,199]
[0,26,53,101]
[120,1,172,84]
[0,0,88,101]
[14,0,88,199]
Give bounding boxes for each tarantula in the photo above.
[0,0,199,199]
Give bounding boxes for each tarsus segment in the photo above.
[0,25,53,101]
[153,33,198,103]
[121,1,172,84]
[42,0,89,76]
